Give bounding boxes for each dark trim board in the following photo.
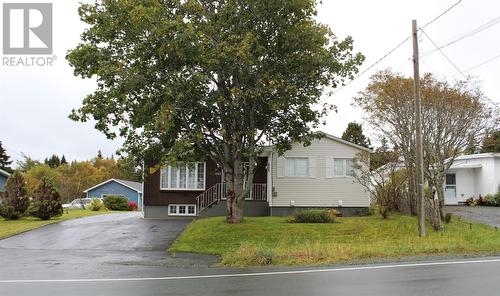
[269,206,370,217]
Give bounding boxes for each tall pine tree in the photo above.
[341,122,371,148]
[0,141,13,172]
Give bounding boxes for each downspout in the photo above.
[267,151,273,215]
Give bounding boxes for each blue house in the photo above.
[0,169,10,193]
[84,179,142,204]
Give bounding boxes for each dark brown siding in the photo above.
[144,159,220,206]
[144,157,268,206]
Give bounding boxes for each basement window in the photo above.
[168,204,196,216]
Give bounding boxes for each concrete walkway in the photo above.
[446,206,500,227]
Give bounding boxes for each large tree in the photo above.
[481,130,500,153]
[67,0,363,222]
[356,70,494,231]
[0,141,12,172]
[341,122,371,148]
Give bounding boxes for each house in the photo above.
[142,133,371,218]
[0,169,10,196]
[444,153,500,205]
[84,179,143,205]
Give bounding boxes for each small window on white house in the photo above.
[168,204,196,216]
[285,158,308,177]
[160,162,206,190]
[333,159,355,177]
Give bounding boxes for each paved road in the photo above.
[2,258,500,295]
[2,212,500,295]
[446,206,500,227]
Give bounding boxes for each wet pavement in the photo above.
[0,212,220,280]
[446,206,500,227]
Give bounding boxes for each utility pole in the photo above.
[412,20,426,237]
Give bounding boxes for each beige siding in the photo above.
[271,138,370,207]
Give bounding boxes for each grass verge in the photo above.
[0,209,116,239]
[170,213,500,266]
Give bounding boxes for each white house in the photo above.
[445,153,500,205]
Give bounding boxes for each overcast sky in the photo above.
[1,0,499,165]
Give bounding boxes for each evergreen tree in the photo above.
[0,141,13,172]
[481,130,500,153]
[341,122,371,148]
[97,150,103,159]
[28,177,63,220]
[44,154,61,168]
[0,172,29,220]
[60,155,68,165]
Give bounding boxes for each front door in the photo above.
[444,173,457,205]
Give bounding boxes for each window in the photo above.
[333,159,355,177]
[168,204,196,216]
[285,158,308,177]
[160,162,206,190]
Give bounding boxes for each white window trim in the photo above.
[332,158,355,178]
[160,162,206,191]
[168,204,197,216]
[284,157,309,178]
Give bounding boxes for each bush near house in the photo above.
[128,201,138,211]
[0,172,30,220]
[28,177,63,220]
[103,195,129,211]
[288,209,336,223]
[88,198,104,211]
[483,193,500,207]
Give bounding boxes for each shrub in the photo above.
[444,213,452,224]
[289,209,335,223]
[465,197,478,207]
[88,198,104,211]
[28,177,63,220]
[103,195,129,211]
[128,201,138,211]
[0,172,29,220]
[483,194,497,206]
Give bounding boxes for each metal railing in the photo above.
[196,183,268,214]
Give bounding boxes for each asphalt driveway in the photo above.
[0,212,219,280]
[446,206,500,227]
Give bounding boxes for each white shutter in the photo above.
[325,157,333,178]
[277,156,285,178]
[308,157,316,178]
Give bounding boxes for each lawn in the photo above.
[0,209,115,239]
[170,213,500,266]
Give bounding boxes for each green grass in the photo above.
[170,213,500,266]
[0,209,116,239]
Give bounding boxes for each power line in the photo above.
[421,15,500,58]
[327,0,463,98]
[419,26,467,79]
[420,0,463,28]
[464,53,500,72]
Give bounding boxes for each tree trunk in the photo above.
[436,181,446,220]
[225,158,245,224]
[406,166,418,216]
